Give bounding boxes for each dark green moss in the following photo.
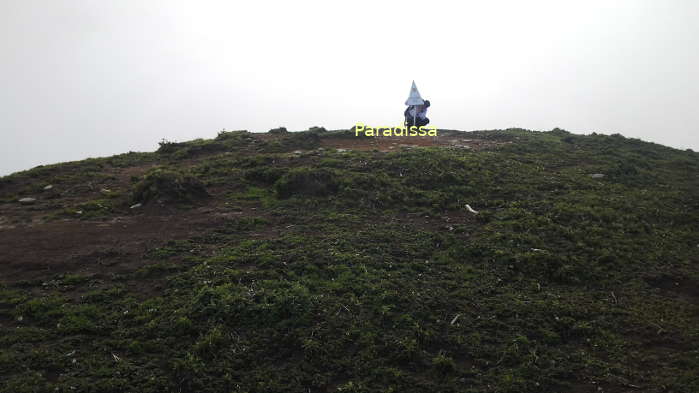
[131,168,209,204]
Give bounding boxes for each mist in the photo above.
[1,0,698,176]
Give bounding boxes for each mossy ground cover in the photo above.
[1,129,698,392]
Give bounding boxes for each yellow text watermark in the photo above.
[354,123,438,137]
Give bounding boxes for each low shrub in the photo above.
[244,167,286,185]
[274,167,339,198]
[261,131,321,153]
[132,168,209,204]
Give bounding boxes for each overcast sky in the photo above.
[1,0,698,176]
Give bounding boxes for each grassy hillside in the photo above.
[1,129,698,393]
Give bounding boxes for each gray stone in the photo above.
[589,173,605,179]
[43,184,53,191]
[18,197,36,204]
[130,203,142,209]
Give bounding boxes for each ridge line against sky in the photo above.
[1,0,698,176]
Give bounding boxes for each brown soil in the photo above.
[0,205,223,283]
[319,135,508,152]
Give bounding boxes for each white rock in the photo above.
[130,203,142,209]
[18,197,36,204]
[589,173,605,179]
[43,185,53,190]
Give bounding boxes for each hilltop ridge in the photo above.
[1,128,698,393]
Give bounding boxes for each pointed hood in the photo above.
[405,80,425,106]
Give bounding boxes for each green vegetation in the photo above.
[157,130,255,159]
[131,168,209,205]
[260,131,321,153]
[0,128,698,392]
[275,167,340,198]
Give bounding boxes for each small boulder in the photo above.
[18,197,36,205]
[43,184,53,191]
[589,173,605,179]
[130,203,142,209]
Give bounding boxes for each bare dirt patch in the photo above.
[317,135,509,152]
[0,206,225,283]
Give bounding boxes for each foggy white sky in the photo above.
[1,0,698,176]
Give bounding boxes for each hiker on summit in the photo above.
[405,100,430,128]
[404,81,430,128]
